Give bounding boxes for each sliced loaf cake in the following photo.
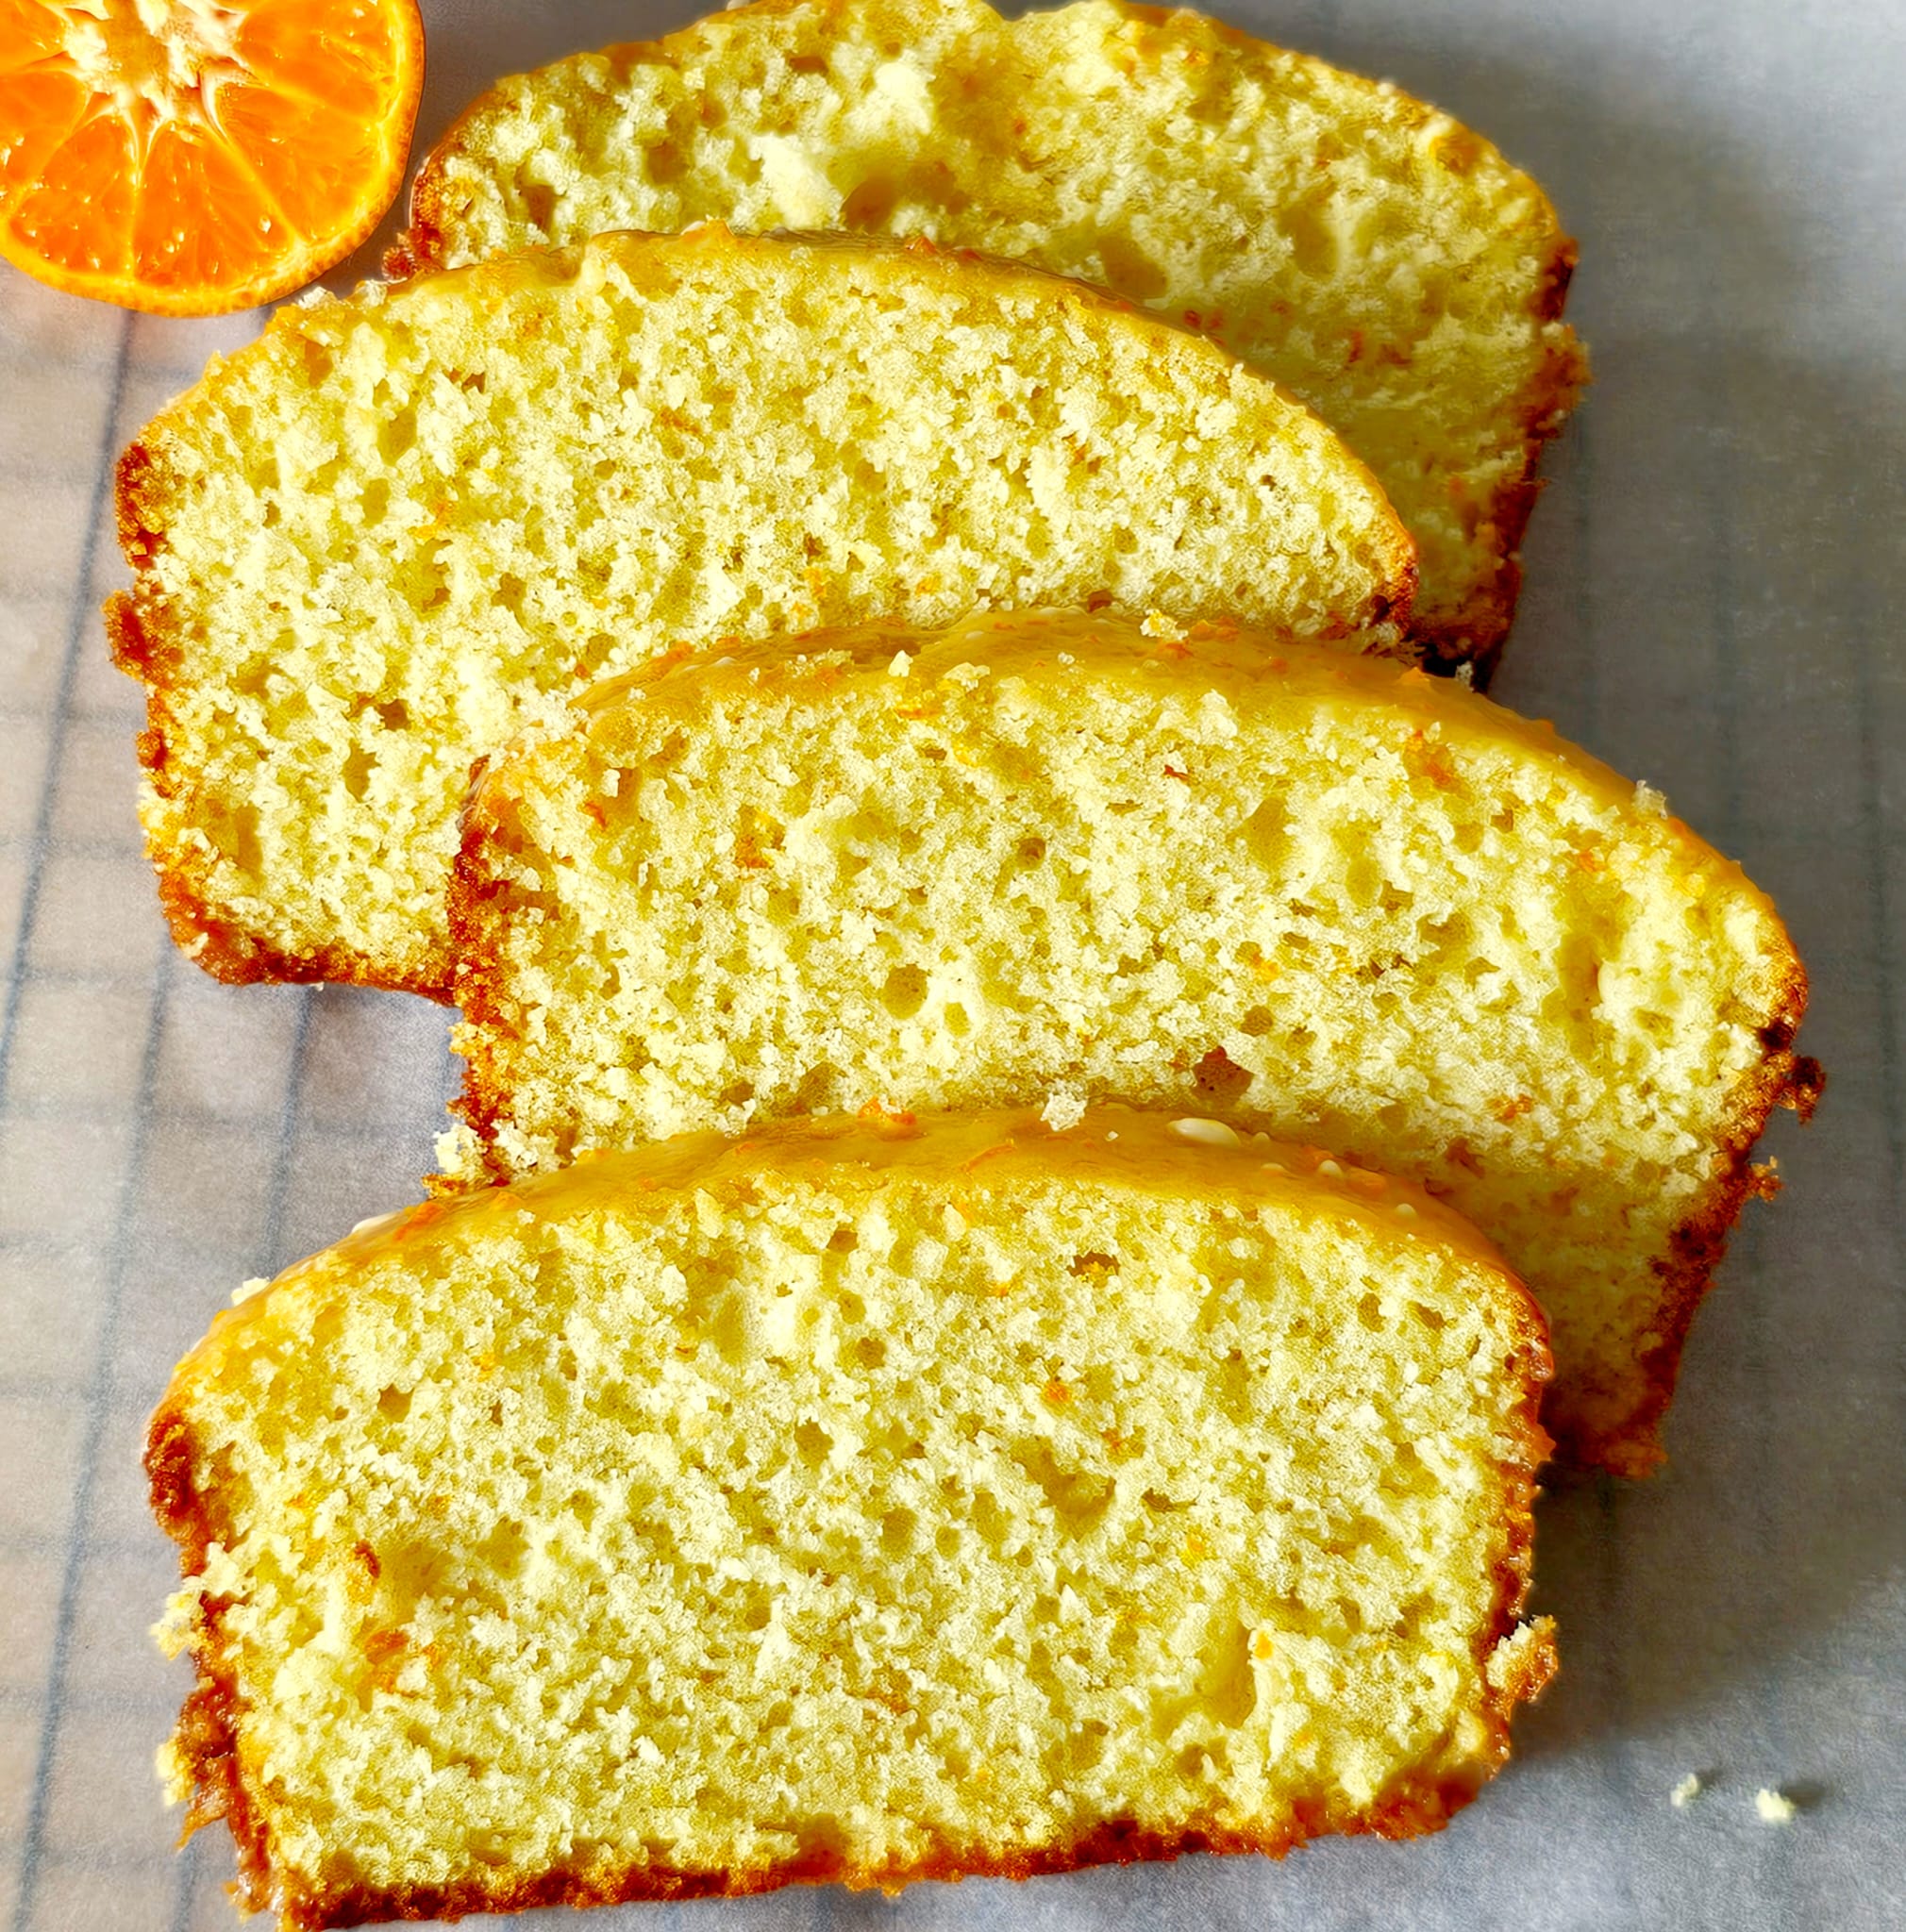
[111,226,1413,995]
[390,0,1584,669]
[444,609,1817,1472]
[149,1106,1554,1925]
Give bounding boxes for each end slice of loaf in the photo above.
[148,1105,1555,1928]
[110,225,1413,996]
[446,609,1819,1473]
[391,0,1584,669]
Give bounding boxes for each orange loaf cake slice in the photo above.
[391,0,1584,670]
[149,1106,1555,1928]
[444,609,1817,1472]
[109,225,1413,997]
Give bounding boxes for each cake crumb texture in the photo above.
[1754,1788,1797,1824]
[110,225,1412,995]
[148,1107,1554,1929]
[393,0,1585,663]
[447,610,1817,1471]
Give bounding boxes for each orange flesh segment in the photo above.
[0,70,90,197]
[0,0,65,71]
[235,0,403,117]
[135,118,279,292]
[217,83,386,240]
[14,111,137,278]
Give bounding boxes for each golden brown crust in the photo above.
[1418,242,1588,683]
[143,1671,1530,1932]
[148,1106,1557,1922]
[443,764,525,1176]
[142,1604,1554,1932]
[110,440,459,996]
[380,195,439,283]
[1557,961,1822,1475]
[275,1798,1500,1930]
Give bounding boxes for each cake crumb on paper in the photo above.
[1754,1787,1797,1824]
[1669,1773,1703,1808]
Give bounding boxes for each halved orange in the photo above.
[0,0,424,315]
